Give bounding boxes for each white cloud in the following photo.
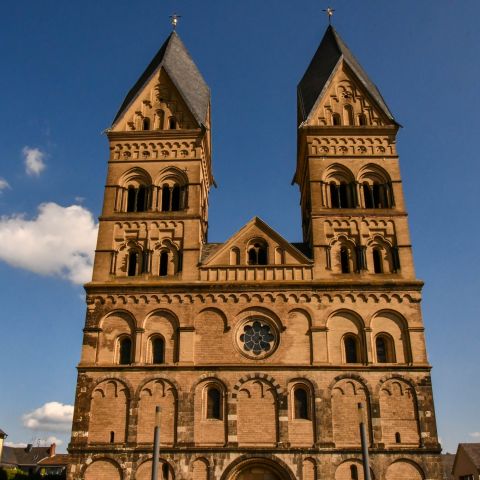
[0,177,10,191]
[23,402,73,433]
[0,202,98,284]
[470,432,480,438]
[5,442,27,448]
[23,146,46,176]
[43,436,64,446]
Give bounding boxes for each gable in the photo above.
[202,217,311,267]
[111,67,199,132]
[303,62,395,128]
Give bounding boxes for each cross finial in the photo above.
[322,7,335,25]
[170,13,181,30]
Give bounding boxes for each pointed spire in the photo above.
[112,31,210,127]
[297,26,397,125]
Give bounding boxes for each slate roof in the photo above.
[112,31,210,127]
[297,25,396,125]
[461,443,480,470]
[0,429,6,437]
[441,453,455,480]
[200,243,223,263]
[0,446,50,467]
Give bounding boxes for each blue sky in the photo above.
[0,0,478,453]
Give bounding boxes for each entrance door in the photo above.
[236,465,282,480]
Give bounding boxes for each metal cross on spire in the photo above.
[169,13,181,30]
[322,7,335,25]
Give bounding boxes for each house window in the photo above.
[162,463,169,480]
[395,432,401,444]
[294,388,309,420]
[332,113,341,125]
[169,117,177,129]
[358,113,367,126]
[118,337,132,365]
[344,335,359,363]
[330,182,355,208]
[207,387,222,420]
[110,431,115,443]
[151,337,165,364]
[142,117,150,130]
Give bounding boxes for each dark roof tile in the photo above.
[298,25,396,125]
[461,443,480,470]
[113,32,210,127]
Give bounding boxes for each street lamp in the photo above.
[358,402,371,480]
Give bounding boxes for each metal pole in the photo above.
[358,402,372,480]
[151,406,161,480]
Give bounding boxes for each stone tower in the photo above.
[67,26,442,480]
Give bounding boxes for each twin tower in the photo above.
[68,26,442,480]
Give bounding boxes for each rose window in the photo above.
[239,320,276,356]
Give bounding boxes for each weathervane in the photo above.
[170,13,181,30]
[322,7,335,25]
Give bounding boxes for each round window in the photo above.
[236,318,278,359]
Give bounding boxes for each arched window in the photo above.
[376,335,396,363]
[128,251,139,276]
[109,431,115,443]
[171,185,181,211]
[363,181,392,209]
[159,251,169,277]
[350,465,358,480]
[162,463,169,480]
[118,336,132,365]
[395,432,401,444]
[330,182,340,208]
[161,184,171,212]
[126,185,148,212]
[127,186,136,212]
[169,117,177,130]
[340,247,350,273]
[343,105,354,126]
[294,388,309,420]
[206,387,222,420]
[151,337,165,364]
[358,113,367,126]
[247,242,268,265]
[330,182,355,208]
[142,117,150,130]
[373,248,383,273]
[344,335,359,363]
[332,113,341,125]
[230,247,240,265]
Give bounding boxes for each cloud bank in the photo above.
[0,202,98,284]
[23,146,46,176]
[0,177,10,191]
[23,402,74,433]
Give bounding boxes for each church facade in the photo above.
[67,25,442,480]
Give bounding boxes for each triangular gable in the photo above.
[305,61,394,127]
[298,25,397,126]
[112,31,210,128]
[202,217,312,266]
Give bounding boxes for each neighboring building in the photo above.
[452,444,480,480]
[0,440,59,474]
[442,453,455,480]
[38,453,70,476]
[67,24,442,480]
